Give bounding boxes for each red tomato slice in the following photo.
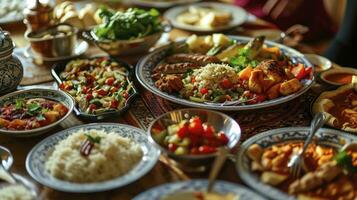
[105,77,115,86]
[110,100,119,108]
[188,121,204,136]
[97,89,107,96]
[200,87,208,95]
[291,64,306,80]
[220,78,233,89]
[198,145,217,154]
[168,143,177,152]
[177,124,189,138]
[202,124,214,138]
[217,132,229,145]
[86,94,93,101]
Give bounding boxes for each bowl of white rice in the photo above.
[26,123,160,193]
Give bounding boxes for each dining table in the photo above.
[0,1,342,199]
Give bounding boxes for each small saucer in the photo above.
[24,40,88,62]
[304,54,332,73]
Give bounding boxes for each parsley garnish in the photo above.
[36,114,46,121]
[229,48,259,71]
[15,99,24,109]
[84,134,102,144]
[335,150,357,173]
[27,103,41,116]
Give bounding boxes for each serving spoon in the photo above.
[0,146,16,184]
[207,147,230,192]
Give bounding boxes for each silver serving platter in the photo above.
[133,179,267,200]
[236,127,357,200]
[26,123,160,193]
[136,36,314,111]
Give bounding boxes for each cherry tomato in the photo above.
[122,91,129,99]
[191,76,196,83]
[198,145,217,154]
[111,87,119,93]
[97,89,107,96]
[200,87,208,95]
[82,86,90,94]
[291,64,306,80]
[189,116,202,124]
[220,78,232,89]
[177,124,189,138]
[89,104,97,112]
[188,118,203,136]
[86,94,93,101]
[105,77,115,86]
[217,131,229,145]
[110,100,119,108]
[168,143,177,152]
[59,83,65,90]
[190,147,200,154]
[202,124,214,138]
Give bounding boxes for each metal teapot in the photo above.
[0,30,23,94]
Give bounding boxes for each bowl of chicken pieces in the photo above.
[136,33,314,111]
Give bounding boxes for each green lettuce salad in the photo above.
[94,7,162,40]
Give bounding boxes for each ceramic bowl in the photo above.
[0,89,74,137]
[82,29,166,56]
[320,67,357,86]
[148,108,241,172]
[25,24,78,58]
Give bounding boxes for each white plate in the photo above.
[130,0,201,8]
[24,40,88,62]
[164,2,247,32]
[26,123,160,193]
[236,127,357,200]
[133,179,267,200]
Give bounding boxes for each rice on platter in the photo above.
[0,184,34,200]
[45,129,143,183]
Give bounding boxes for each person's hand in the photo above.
[263,0,304,19]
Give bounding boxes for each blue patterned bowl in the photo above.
[133,179,267,200]
[236,127,357,200]
[0,89,74,137]
[26,123,160,193]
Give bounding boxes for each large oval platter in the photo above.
[236,127,357,200]
[136,36,314,111]
[26,123,160,193]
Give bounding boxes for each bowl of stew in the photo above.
[0,89,74,137]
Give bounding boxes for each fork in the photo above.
[287,112,326,179]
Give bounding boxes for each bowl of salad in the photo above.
[52,56,138,120]
[82,7,167,56]
[148,108,241,171]
[0,89,74,137]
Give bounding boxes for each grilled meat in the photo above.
[165,53,220,65]
[155,75,183,93]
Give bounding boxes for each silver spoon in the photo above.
[207,147,229,192]
[288,112,326,178]
[0,146,16,183]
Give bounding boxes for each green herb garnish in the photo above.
[36,114,46,121]
[15,99,24,109]
[206,46,221,56]
[94,8,162,40]
[335,150,357,173]
[84,134,102,144]
[26,103,42,116]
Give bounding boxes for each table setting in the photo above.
[0,0,356,200]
